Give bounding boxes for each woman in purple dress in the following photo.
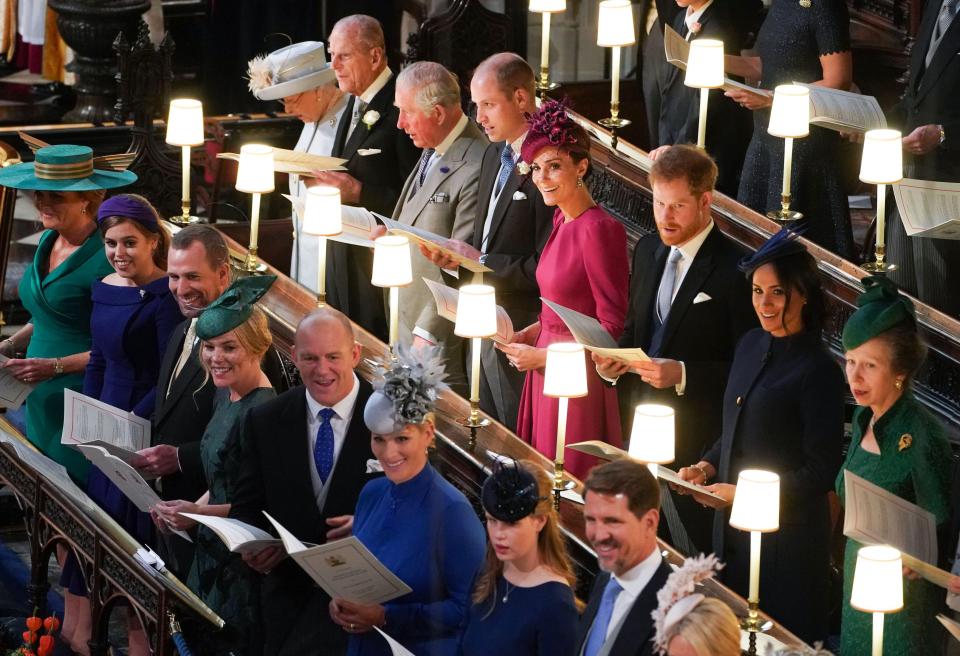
[500,101,629,480]
[61,194,183,655]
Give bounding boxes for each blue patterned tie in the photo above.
[314,408,336,484]
[583,577,623,656]
[494,145,514,196]
[411,148,436,197]
[657,248,683,323]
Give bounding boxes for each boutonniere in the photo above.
[362,110,380,130]
[516,161,531,175]
[439,166,450,174]
[898,433,913,452]
[689,21,702,36]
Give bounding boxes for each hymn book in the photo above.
[892,178,960,240]
[288,198,378,248]
[0,355,34,410]
[797,83,887,134]
[264,512,412,605]
[218,148,347,175]
[423,278,515,344]
[61,389,150,456]
[376,215,492,274]
[566,441,725,501]
[541,298,651,365]
[179,514,282,554]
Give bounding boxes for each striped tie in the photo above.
[410,148,435,198]
[927,0,958,67]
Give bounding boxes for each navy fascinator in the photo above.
[737,226,807,274]
[481,460,545,522]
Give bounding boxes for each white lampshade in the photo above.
[543,343,588,398]
[371,235,412,287]
[529,0,566,12]
[628,404,675,464]
[684,39,725,89]
[729,469,780,532]
[767,85,810,139]
[166,99,204,147]
[454,284,497,338]
[235,144,275,194]
[597,0,636,47]
[302,186,342,236]
[851,545,904,613]
[859,129,903,185]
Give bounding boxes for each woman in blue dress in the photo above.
[329,347,486,656]
[461,459,578,656]
[153,276,277,655]
[62,194,183,655]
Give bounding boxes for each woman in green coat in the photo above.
[836,275,952,655]
[0,144,135,484]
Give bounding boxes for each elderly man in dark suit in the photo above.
[132,225,231,577]
[647,0,761,196]
[577,459,671,656]
[594,145,755,555]
[888,0,960,317]
[309,14,421,340]
[426,52,552,430]
[231,307,378,656]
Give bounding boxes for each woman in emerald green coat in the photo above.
[836,276,952,656]
[0,144,136,484]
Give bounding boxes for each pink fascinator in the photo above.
[651,553,724,655]
[519,99,583,169]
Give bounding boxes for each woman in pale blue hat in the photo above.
[247,41,347,291]
[0,143,136,485]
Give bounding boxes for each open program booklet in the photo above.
[542,298,650,365]
[893,178,960,239]
[423,278,514,344]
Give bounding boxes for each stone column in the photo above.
[48,0,151,123]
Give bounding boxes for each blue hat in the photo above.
[0,144,137,191]
[738,226,807,274]
[364,345,449,435]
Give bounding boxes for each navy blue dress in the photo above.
[349,464,486,656]
[460,579,577,656]
[702,328,844,644]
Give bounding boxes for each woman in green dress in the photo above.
[836,275,952,655]
[0,144,135,484]
[153,276,276,654]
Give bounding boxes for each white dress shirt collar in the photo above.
[612,545,663,597]
[674,219,714,262]
[508,131,527,159]
[305,373,360,423]
[359,67,392,105]
[434,113,469,157]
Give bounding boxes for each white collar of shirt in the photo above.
[508,131,527,160]
[603,546,663,642]
[359,67,392,105]
[305,373,360,425]
[433,113,469,157]
[674,219,714,263]
[685,0,714,33]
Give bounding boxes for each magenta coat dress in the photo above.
[516,207,629,480]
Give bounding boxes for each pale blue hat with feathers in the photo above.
[364,345,450,435]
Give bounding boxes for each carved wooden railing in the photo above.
[0,430,222,655]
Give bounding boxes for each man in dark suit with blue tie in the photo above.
[594,146,754,555]
[231,307,379,656]
[888,0,960,317]
[577,459,671,656]
[426,52,553,430]
[309,14,421,340]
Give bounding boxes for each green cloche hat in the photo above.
[0,143,137,191]
[196,275,277,341]
[841,275,916,351]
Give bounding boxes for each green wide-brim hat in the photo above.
[841,275,916,351]
[0,144,137,191]
[196,275,277,340]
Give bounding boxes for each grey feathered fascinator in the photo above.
[363,345,450,435]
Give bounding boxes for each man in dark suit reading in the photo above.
[426,52,553,430]
[231,307,378,656]
[134,225,231,576]
[577,459,671,656]
[309,14,421,340]
[594,145,755,554]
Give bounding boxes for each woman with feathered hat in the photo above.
[328,346,485,656]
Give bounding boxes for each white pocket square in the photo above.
[365,459,383,473]
[512,191,527,201]
[693,292,712,304]
[357,148,381,156]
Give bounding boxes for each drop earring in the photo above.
[577,177,584,188]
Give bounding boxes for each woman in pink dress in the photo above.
[499,100,629,480]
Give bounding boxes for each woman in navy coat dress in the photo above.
[678,229,844,645]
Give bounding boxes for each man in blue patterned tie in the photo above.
[576,459,671,656]
[230,306,379,656]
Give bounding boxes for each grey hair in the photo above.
[331,14,385,51]
[397,61,461,113]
